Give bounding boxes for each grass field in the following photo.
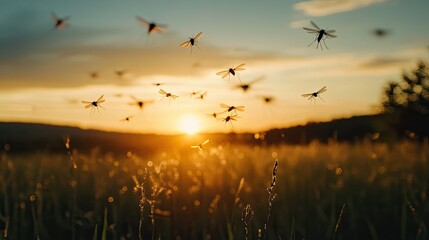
[0,139,428,240]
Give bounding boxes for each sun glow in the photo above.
[180,115,201,135]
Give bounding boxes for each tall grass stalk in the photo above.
[263,159,278,240]
[333,203,346,240]
[241,204,254,240]
[133,169,148,240]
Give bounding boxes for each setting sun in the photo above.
[179,115,201,135]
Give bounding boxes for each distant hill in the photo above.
[0,114,408,153]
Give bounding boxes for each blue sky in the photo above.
[0,0,428,134]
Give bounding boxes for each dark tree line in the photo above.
[381,60,429,139]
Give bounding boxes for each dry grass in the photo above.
[0,140,428,239]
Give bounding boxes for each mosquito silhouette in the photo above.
[189,91,201,98]
[190,139,210,150]
[220,114,238,127]
[303,21,336,50]
[180,32,203,55]
[196,91,207,100]
[235,76,264,93]
[302,86,327,104]
[220,103,245,115]
[206,112,219,119]
[136,16,168,35]
[152,82,164,87]
[129,96,153,110]
[159,89,179,101]
[81,95,105,114]
[121,116,134,122]
[372,28,390,38]
[216,63,246,82]
[89,72,99,79]
[115,70,127,78]
[261,96,274,104]
[51,12,70,30]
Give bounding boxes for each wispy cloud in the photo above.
[294,0,386,16]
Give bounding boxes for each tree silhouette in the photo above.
[381,60,429,138]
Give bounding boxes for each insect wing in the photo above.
[159,89,167,95]
[180,41,191,48]
[301,93,312,97]
[234,63,246,71]
[136,16,150,26]
[303,27,319,33]
[216,70,229,76]
[235,106,245,111]
[220,103,230,108]
[325,32,337,38]
[81,101,92,109]
[201,139,210,145]
[96,95,105,103]
[194,32,203,41]
[317,86,327,94]
[310,21,321,30]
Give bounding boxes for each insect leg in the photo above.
[318,95,325,102]
[307,38,317,48]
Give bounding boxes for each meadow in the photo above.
[0,139,428,240]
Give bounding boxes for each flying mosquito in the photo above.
[301,86,327,103]
[235,76,264,93]
[129,96,153,110]
[220,103,245,115]
[372,28,390,38]
[303,21,336,50]
[51,12,70,30]
[190,139,210,150]
[89,72,99,79]
[189,91,201,98]
[136,16,168,35]
[115,70,127,78]
[196,91,207,100]
[81,95,105,114]
[206,112,219,119]
[159,89,179,101]
[152,82,164,87]
[261,96,274,104]
[180,32,203,55]
[121,116,134,122]
[220,115,238,127]
[216,63,246,82]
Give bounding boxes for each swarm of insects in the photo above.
[190,139,210,150]
[216,63,246,82]
[159,89,179,101]
[180,32,203,55]
[302,86,327,104]
[136,16,168,35]
[303,21,336,50]
[51,12,70,30]
[81,95,105,114]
